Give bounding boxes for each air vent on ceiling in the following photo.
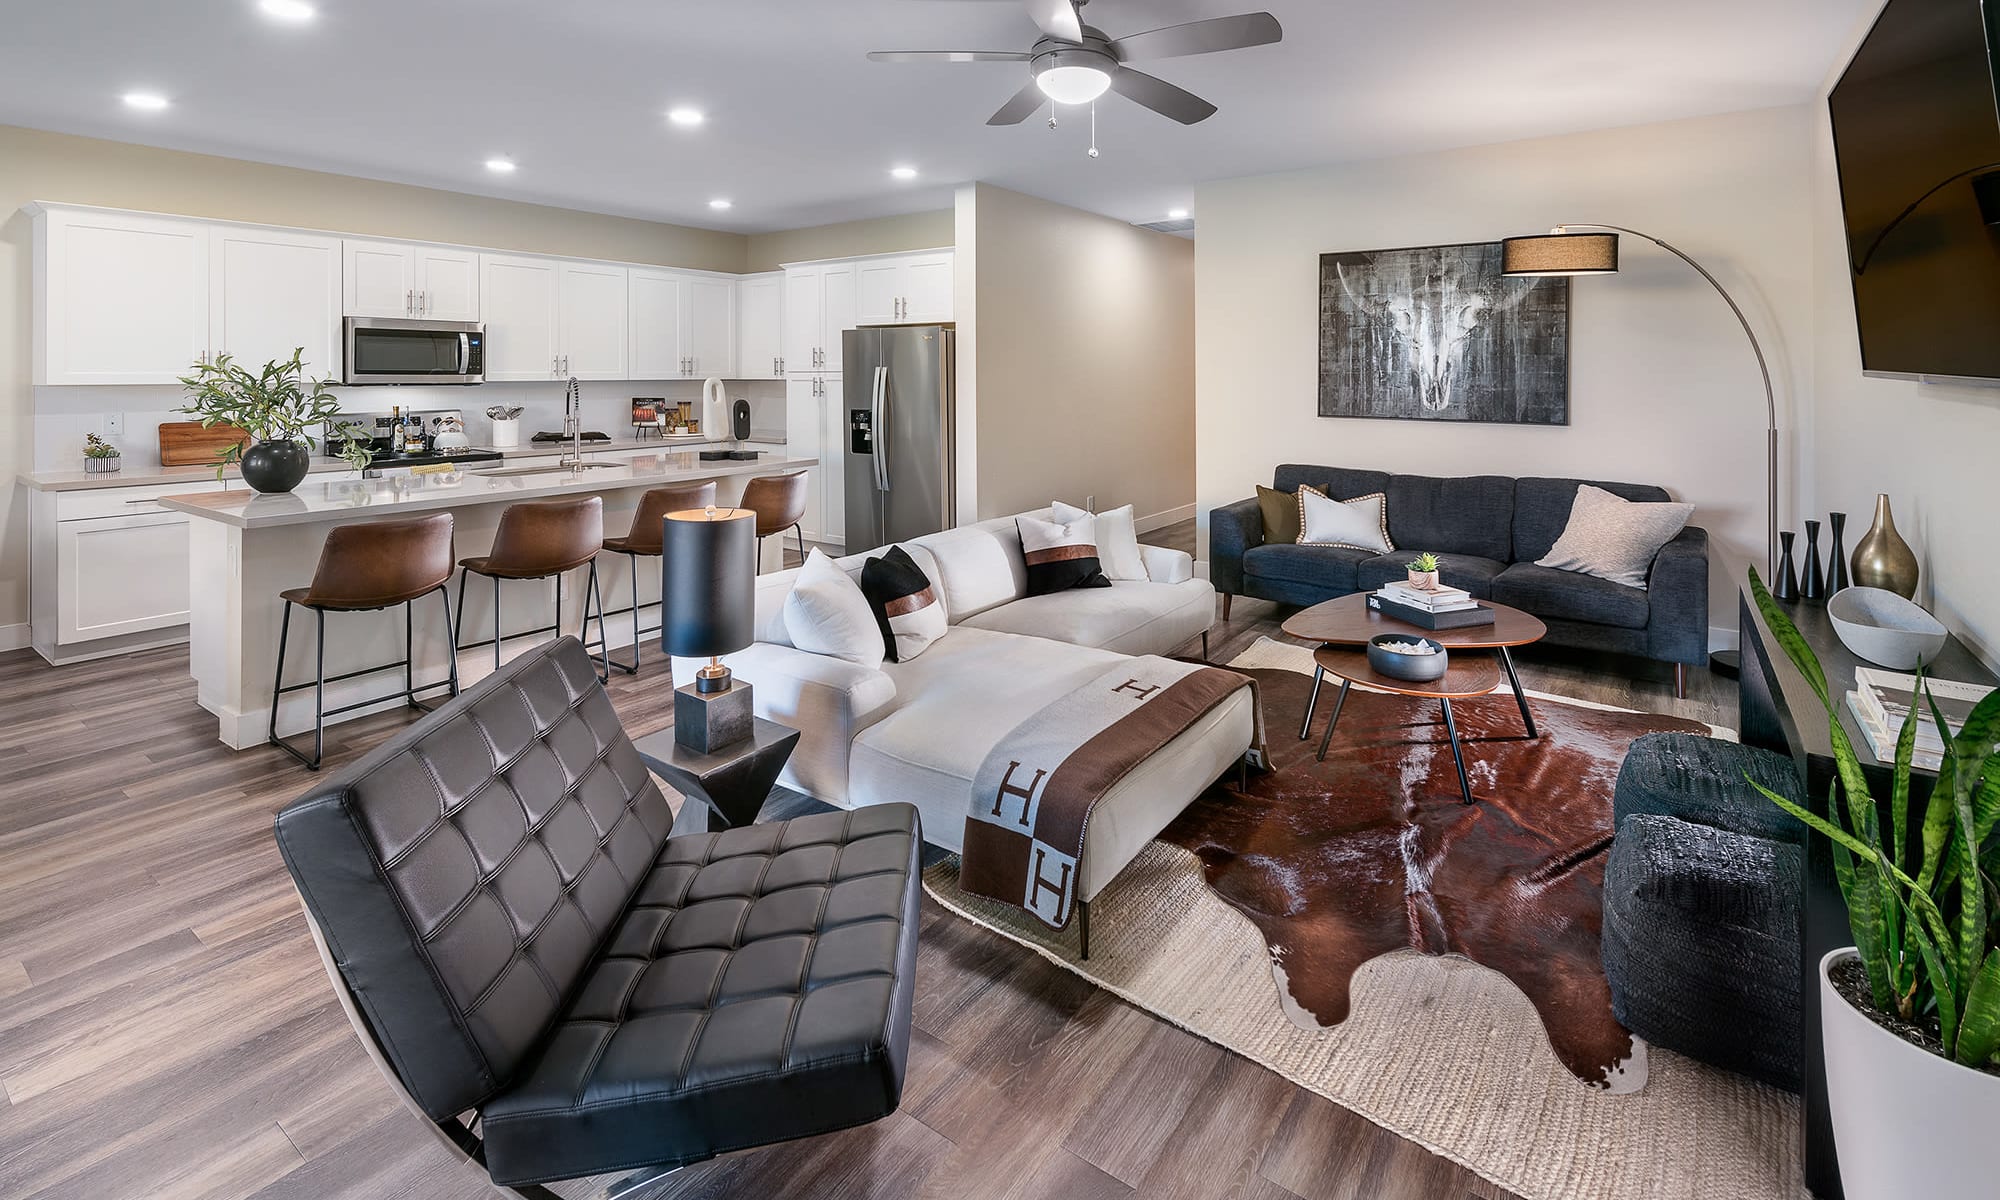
[1136,217,1195,236]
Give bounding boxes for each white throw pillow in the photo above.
[1537,484,1695,589]
[1296,487,1394,553]
[782,548,885,667]
[1051,500,1147,581]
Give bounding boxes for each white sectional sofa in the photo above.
[691,510,1255,914]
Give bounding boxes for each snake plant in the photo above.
[1747,568,2000,1066]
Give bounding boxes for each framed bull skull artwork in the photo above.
[1318,241,1569,425]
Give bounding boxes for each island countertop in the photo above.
[157,450,817,529]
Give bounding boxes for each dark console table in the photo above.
[1737,584,1997,1200]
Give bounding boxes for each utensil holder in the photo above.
[490,417,520,448]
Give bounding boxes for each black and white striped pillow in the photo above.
[1016,512,1113,596]
[860,546,947,662]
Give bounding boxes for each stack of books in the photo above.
[1845,667,1996,771]
[1367,580,1496,629]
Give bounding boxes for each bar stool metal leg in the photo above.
[492,576,503,671]
[586,558,611,681]
[438,586,461,700]
[268,599,296,755]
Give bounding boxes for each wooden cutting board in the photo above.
[158,421,252,467]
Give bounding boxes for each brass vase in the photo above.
[1851,493,1919,599]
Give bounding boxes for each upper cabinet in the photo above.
[479,254,562,381]
[683,276,735,379]
[854,251,953,325]
[784,262,856,374]
[343,240,480,320]
[736,272,785,378]
[33,207,210,385]
[557,260,629,380]
[629,269,735,379]
[211,227,343,382]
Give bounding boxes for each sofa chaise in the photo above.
[1210,465,1709,696]
[697,509,1257,950]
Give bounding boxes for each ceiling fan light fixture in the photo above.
[1036,64,1111,105]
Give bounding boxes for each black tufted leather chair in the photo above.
[274,636,922,1195]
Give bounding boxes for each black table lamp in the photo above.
[663,505,756,753]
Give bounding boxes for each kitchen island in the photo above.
[159,449,815,749]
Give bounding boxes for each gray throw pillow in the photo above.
[1537,484,1694,589]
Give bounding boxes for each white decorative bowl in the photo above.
[1827,587,1947,669]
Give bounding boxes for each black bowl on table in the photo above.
[1367,634,1449,682]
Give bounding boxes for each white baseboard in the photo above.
[1708,625,1739,654]
[0,622,29,652]
[1136,503,1194,535]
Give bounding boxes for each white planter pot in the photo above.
[1821,947,2000,1199]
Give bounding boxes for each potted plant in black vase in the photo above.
[1746,569,1999,1199]
[178,347,341,493]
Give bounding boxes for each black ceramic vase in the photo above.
[1774,531,1800,601]
[1828,512,1850,595]
[239,439,311,494]
[1801,519,1826,601]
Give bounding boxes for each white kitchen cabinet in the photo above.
[211,227,342,381]
[344,240,481,320]
[684,276,735,378]
[558,260,629,380]
[783,375,846,547]
[628,268,686,380]
[783,263,856,375]
[54,512,191,643]
[854,251,953,324]
[736,272,785,377]
[32,206,210,385]
[480,253,562,380]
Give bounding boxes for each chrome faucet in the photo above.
[559,377,584,471]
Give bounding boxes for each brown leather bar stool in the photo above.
[269,512,459,771]
[740,470,809,570]
[588,480,716,677]
[454,495,610,680]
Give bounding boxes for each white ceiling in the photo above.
[0,0,1874,234]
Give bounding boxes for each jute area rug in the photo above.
[922,637,1802,1200]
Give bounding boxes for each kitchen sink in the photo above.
[471,462,625,478]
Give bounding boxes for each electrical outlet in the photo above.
[103,412,124,440]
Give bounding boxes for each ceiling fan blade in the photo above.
[867,50,1032,62]
[1106,12,1283,61]
[1108,67,1218,125]
[987,78,1047,125]
[1022,0,1082,42]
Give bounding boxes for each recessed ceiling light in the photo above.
[257,0,316,22]
[666,107,706,128]
[708,198,733,211]
[1168,208,1190,220]
[890,166,919,181]
[121,91,170,111]
[485,157,517,174]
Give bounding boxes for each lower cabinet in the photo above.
[29,481,227,664]
[785,376,845,549]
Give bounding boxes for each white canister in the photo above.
[490,417,521,448]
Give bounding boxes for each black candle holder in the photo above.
[1774,531,1800,601]
[1828,512,1850,595]
[1801,519,1826,602]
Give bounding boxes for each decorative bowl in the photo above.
[1367,634,1449,682]
[1827,586,1947,669]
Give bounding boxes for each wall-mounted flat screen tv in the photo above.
[1830,0,2000,379]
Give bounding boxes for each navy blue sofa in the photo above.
[1209,465,1708,696]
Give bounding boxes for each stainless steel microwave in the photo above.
[343,317,485,385]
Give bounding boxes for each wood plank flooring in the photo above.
[0,520,1730,1199]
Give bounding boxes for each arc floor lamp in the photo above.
[1501,226,1778,675]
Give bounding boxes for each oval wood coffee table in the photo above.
[1307,645,1500,803]
[1281,593,1549,744]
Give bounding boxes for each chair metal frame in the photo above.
[453,560,613,682]
[268,586,461,772]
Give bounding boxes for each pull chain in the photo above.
[1088,100,1099,158]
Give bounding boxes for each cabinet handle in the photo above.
[125,497,160,505]
[407,289,414,315]
[418,290,427,315]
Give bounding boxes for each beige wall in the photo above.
[743,209,953,273]
[966,184,1196,526]
[1194,106,1818,646]
[0,124,753,643]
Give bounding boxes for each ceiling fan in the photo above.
[868,0,1282,126]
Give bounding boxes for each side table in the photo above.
[633,718,801,832]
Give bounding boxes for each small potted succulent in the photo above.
[81,432,121,475]
[1406,552,1442,591]
[178,347,341,493]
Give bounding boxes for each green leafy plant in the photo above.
[331,422,377,474]
[1406,552,1441,573]
[81,433,120,460]
[178,348,341,478]
[1747,567,2000,1066]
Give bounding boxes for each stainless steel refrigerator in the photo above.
[843,325,955,552]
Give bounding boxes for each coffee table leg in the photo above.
[1439,697,1474,805]
[1299,664,1325,740]
[1315,679,1352,762]
[1498,646,1537,739]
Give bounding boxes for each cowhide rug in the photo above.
[1158,651,1709,1091]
